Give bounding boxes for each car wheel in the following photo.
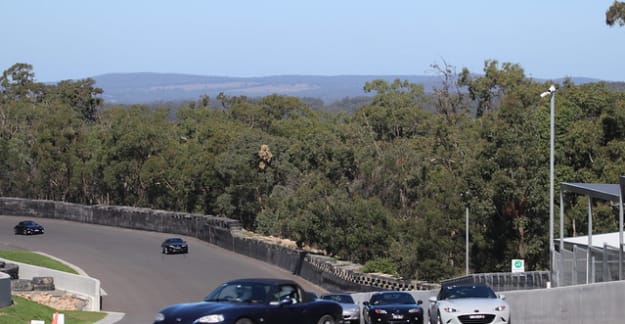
[437,311,443,324]
[235,318,253,324]
[316,314,335,324]
[162,247,167,254]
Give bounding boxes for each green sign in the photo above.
[511,259,524,273]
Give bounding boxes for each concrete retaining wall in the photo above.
[0,197,433,292]
[0,257,100,311]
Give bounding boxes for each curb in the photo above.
[94,311,125,324]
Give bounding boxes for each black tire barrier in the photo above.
[11,279,34,291]
[0,263,18,280]
[32,276,55,291]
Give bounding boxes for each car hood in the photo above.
[370,303,421,311]
[338,303,359,311]
[437,298,507,313]
[161,301,255,321]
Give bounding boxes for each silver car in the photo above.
[320,293,360,324]
[428,284,510,324]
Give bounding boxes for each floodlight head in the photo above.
[540,85,556,98]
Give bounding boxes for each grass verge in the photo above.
[0,295,106,324]
[0,250,78,274]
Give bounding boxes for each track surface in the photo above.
[0,215,327,323]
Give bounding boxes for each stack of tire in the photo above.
[0,261,18,279]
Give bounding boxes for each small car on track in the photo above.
[362,291,424,324]
[161,237,189,254]
[320,293,360,324]
[14,220,44,235]
[154,278,342,324]
[428,283,510,324]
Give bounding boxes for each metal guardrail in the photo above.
[441,271,551,292]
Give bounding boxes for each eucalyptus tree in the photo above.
[606,1,625,26]
[0,63,45,104]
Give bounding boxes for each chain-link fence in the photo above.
[553,243,623,287]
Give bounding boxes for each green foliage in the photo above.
[361,258,399,276]
[3,62,625,282]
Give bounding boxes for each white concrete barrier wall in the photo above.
[505,280,625,324]
[0,258,100,311]
[353,282,625,324]
[0,272,11,308]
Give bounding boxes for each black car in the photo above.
[154,278,342,324]
[14,220,44,235]
[362,291,424,324]
[161,237,189,254]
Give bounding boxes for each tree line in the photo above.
[2,62,625,282]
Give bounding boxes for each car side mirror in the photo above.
[417,300,423,305]
[498,294,506,300]
[428,296,437,303]
[363,301,369,306]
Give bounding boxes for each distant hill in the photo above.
[91,73,606,105]
[92,73,443,104]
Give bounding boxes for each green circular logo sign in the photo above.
[514,260,522,268]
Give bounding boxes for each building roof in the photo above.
[560,183,621,202]
[562,232,623,250]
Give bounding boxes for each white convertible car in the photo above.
[428,283,510,324]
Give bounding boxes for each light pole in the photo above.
[461,190,471,275]
[541,85,556,281]
[465,204,470,275]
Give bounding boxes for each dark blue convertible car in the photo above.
[154,278,342,324]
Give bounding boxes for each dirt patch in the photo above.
[13,290,89,311]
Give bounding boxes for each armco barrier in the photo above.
[0,257,101,311]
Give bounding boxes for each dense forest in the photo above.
[2,61,625,282]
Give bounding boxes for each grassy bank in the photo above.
[0,250,106,323]
[0,295,106,324]
[0,250,78,274]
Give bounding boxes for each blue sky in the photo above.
[2,1,623,82]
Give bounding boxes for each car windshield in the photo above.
[322,294,354,304]
[22,221,37,226]
[204,282,273,304]
[439,285,497,300]
[166,238,184,243]
[370,293,416,305]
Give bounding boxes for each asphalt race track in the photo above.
[0,215,328,323]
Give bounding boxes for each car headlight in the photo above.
[154,313,165,322]
[408,308,421,313]
[373,309,388,314]
[195,314,224,323]
[344,307,359,315]
[443,306,457,313]
[495,305,507,311]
